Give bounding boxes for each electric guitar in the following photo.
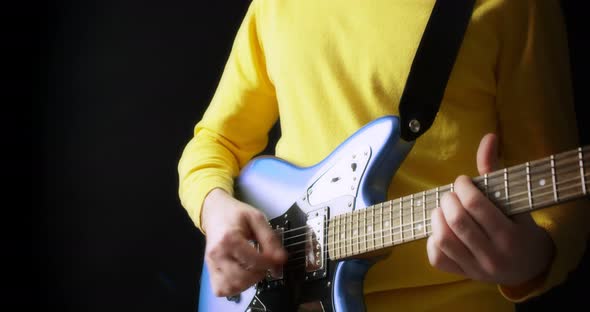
[198,115,589,311]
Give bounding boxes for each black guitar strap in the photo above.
[398,0,476,142]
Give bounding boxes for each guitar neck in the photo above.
[328,146,590,260]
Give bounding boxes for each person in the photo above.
[177,0,589,311]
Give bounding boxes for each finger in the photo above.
[230,238,278,272]
[453,175,513,239]
[441,190,494,263]
[427,235,464,276]
[230,253,269,277]
[210,257,266,297]
[246,210,288,262]
[476,133,500,175]
[429,206,475,273]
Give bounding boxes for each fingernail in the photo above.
[270,266,282,278]
[276,250,287,261]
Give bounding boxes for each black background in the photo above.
[36,1,588,311]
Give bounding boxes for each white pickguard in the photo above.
[307,145,371,207]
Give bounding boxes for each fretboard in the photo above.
[328,146,589,260]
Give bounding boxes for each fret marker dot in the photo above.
[384,221,390,228]
[494,191,501,198]
[539,179,546,186]
[367,226,372,233]
[417,224,423,231]
[416,200,422,206]
[341,234,345,239]
[353,230,358,235]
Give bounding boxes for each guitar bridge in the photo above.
[264,226,285,288]
[305,207,327,281]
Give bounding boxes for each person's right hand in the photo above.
[201,188,288,297]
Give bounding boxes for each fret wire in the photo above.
[324,178,573,255]
[551,155,559,203]
[374,206,378,249]
[373,205,377,249]
[334,216,339,259]
[320,177,589,260]
[347,212,351,257]
[320,179,575,258]
[380,202,385,247]
[324,219,435,260]
[332,216,336,259]
[345,213,349,256]
[351,212,355,255]
[369,209,372,250]
[410,194,415,239]
[436,187,440,208]
[349,212,354,255]
[353,175,587,241]
[340,214,345,258]
[526,162,533,210]
[371,206,376,250]
[343,214,347,257]
[308,220,436,263]
[322,151,589,259]
[325,178,581,258]
[339,213,344,257]
[355,206,359,253]
[507,180,586,215]
[360,209,365,253]
[361,208,366,253]
[344,213,350,257]
[503,168,510,213]
[350,212,354,255]
[366,207,370,250]
[491,161,585,198]
[324,173,590,256]
[381,202,391,246]
[388,201,393,246]
[326,178,590,262]
[328,218,334,258]
[372,207,376,250]
[399,198,403,243]
[468,149,590,190]
[422,191,426,234]
[484,173,489,197]
[321,171,588,249]
[579,147,587,195]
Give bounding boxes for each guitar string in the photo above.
[265,148,590,271]
[281,172,589,265]
[283,166,589,246]
[285,195,588,267]
[284,187,585,268]
[283,220,434,270]
[282,177,588,266]
[288,179,587,268]
[284,175,587,251]
[281,172,588,261]
[279,153,588,238]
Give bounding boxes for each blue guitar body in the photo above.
[198,116,414,311]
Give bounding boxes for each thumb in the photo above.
[246,211,287,263]
[476,133,500,175]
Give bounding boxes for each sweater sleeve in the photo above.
[493,0,590,301]
[177,0,278,233]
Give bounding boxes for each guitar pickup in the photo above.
[264,226,284,288]
[305,207,327,281]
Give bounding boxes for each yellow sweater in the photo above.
[178,0,589,310]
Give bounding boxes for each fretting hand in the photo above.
[202,188,287,297]
[427,133,554,286]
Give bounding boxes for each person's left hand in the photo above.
[426,133,554,286]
